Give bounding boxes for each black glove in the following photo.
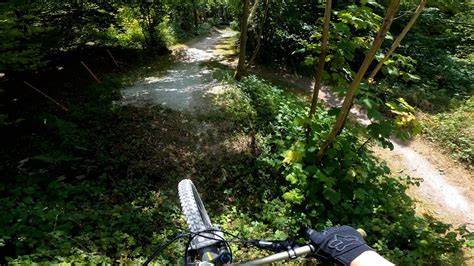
[304,226,373,266]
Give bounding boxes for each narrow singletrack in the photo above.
[121,28,234,112]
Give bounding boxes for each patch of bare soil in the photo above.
[410,137,473,194]
[372,137,474,228]
[114,105,255,188]
[372,138,474,264]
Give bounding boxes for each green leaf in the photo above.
[285,173,299,184]
[375,52,385,61]
[467,239,474,248]
[304,57,315,66]
[353,188,367,200]
[323,189,341,205]
[283,189,305,204]
[387,66,400,76]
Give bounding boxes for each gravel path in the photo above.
[121,29,234,112]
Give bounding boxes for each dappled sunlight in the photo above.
[121,62,219,110]
[3,0,472,263]
[121,29,234,112]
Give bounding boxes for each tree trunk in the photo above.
[315,0,400,165]
[147,20,157,47]
[234,0,250,81]
[309,0,332,116]
[192,0,199,29]
[367,0,427,84]
[139,0,156,48]
[248,0,270,65]
[247,0,261,27]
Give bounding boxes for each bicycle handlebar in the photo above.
[243,244,315,265]
[242,228,367,265]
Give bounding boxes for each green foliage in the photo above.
[1,0,472,264]
[0,0,231,73]
[421,98,474,169]
[247,1,414,83]
[368,2,473,168]
[385,97,422,140]
[107,7,146,49]
[217,75,466,265]
[0,176,180,264]
[246,0,320,70]
[214,86,256,124]
[321,4,384,86]
[130,0,168,49]
[380,53,420,82]
[213,71,304,130]
[0,1,117,72]
[373,3,474,112]
[0,14,48,72]
[0,77,185,264]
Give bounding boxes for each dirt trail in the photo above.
[121,28,473,230]
[121,28,234,111]
[373,139,474,228]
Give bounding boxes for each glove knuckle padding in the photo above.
[308,226,373,266]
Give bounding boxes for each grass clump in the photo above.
[421,97,474,169]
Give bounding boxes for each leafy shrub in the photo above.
[217,75,467,265]
[157,17,178,46]
[107,18,145,49]
[214,86,256,125]
[0,14,48,72]
[373,5,474,112]
[195,22,212,36]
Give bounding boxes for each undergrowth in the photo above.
[212,72,470,264]
[0,77,186,264]
[1,69,471,264]
[0,177,181,264]
[366,4,473,169]
[420,97,474,170]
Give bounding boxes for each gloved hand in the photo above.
[304,225,373,266]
